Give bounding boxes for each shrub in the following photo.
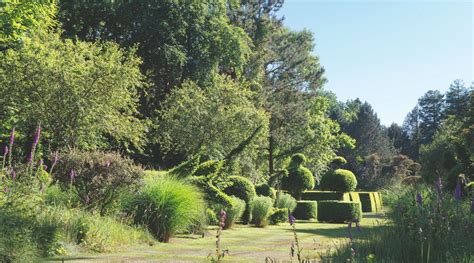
[281,153,315,199]
[401,176,423,186]
[168,155,200,178]
[359,192,377,212]
[275,192,297,213]
[124,176,206,242]
[293,201,317,220]
[205,208,218,226]
[349,192,361,204]
[320,169,357,192]
[318,201,362,223]
[54,149,144,215]
[301,191,350,202]
[249,196,273,227]
[187,176,233,208]
[220,196,245,229]
[269,208,288,225]
[255,183,276,199]
[223,176,256,224]
[331,156,347,167]
[193,160,224,177]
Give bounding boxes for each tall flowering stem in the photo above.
[416,192,423,207]
[8,127,14,167]
[454,181,462,201]
[210,209,229,262]
[28,124,41,164]
[49,151,59,174]
[289,213,303,262]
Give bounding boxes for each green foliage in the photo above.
[157,74,268,164]
[320,169,357,192]
[125,176,205,242]
[223,176,256,203]
[269,208,288,225]
[193,160,224,178]
[223,196,245,229]
[54,149,144,215]
[249,196,273,228]
[401,176,423,186]
[187,176,233,208]
[168,155,201,178]
[332,185,473,262]
[349,192,361,204]
[255,184,276,199]
[205,208,219,226]
[318,201,362,223]
[301,191,351,202]
[358,192,378,213]
[274,193,297,213]
[282,153,315,199]
[331,156,347,167]
[293,201,317,220]
[0,31,147,152]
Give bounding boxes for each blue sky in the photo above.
[280,0,473,125]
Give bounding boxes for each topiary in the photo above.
[255,183,276,199]
[168,155,201,178]
[318,201,362,223]
[269,208,288,225]
[281,153,315,200]
[223,176,256,224]
[331,156,347,167]
[319,169,357,192]
[193,160,224,178]
[293,201,317,220]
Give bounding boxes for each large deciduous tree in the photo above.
[0,31,146,152]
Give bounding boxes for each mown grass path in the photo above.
[48,214,386,262]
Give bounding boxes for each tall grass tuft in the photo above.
[249,196,274,227]
[275,192,297,213]
[125,176,206,242]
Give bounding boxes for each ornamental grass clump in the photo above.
[275,192,297,213]
[249,196,273,227]
[125,176,206,242]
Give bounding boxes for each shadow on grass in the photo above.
[290,223,389,240]
[48,257,96,261]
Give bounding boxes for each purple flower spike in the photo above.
[11,169,16,181]
[4,146,8,156]
[69,169,76,184]
[454,181,462,201]
[9,127,15,146]
[28,125,41,163]
[416,192,423,206]
[288,214,296,225]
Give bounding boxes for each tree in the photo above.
[402,106,422,160]
[0,31,146,152]
[0,0,56,50]
[445,80,470,119]
[58,0,251,116]
[155,74,269,173]
[418,90,445,145]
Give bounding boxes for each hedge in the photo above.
[255,184,276,199]
[269,208,288,225]
[349,192,361,204]
[371,192,383,211]
[301,191,350,202]
[318,201,362,223]
[358,192,377,213]
[293,201,317,220]
[319,169,357,192]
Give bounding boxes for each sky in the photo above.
[279,0,473,126]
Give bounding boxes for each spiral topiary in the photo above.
[281,153,315,200]
[320,169,357,192]
[223,176,256,224]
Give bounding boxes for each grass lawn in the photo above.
[47,213,386,262]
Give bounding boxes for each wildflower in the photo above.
[9,127,15,147]
[28,124,41,163]
[50,151,59,174]
[288,214,296,225]
[416,192,423,206]
[454,181,462,201]
[3,146,8,157]
[219,209,227,228]
[69,169,76,184]
[11,169,16,181]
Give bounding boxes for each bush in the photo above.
[249,196,273,227]
[320,169,357,192]
[349,192,361,204]
[193,160,224,177]
[359,192,377,212]
[255,183,276,199]
[221,196,245,229]
[125,176,206,242]
[168,155,201,178]
[187,176,233,208]
[223,176,256,224]
[275,192,297,213]
[301,191,350,202]
[318,201,362,223]
[205,208,218,226]
[269,208,288,225]
[54,149,144,215]
[401,176,423,186]
[293,201,317,220]
[281,153,315,199]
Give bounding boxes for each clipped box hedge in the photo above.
[293,201,317,220]
[318,201,362,223]
[301,191,350,202]
[359,192,377,212]
[349,192,361,204]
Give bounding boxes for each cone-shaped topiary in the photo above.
[281,153,315,200]
[320,169,357,192]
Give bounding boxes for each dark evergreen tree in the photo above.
[445,80,470,119]
[418,90,445,145]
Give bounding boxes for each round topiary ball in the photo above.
[223,176,256,203]
[255,183,276,199]
[282,153,315,199]
[320,169,357,192]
